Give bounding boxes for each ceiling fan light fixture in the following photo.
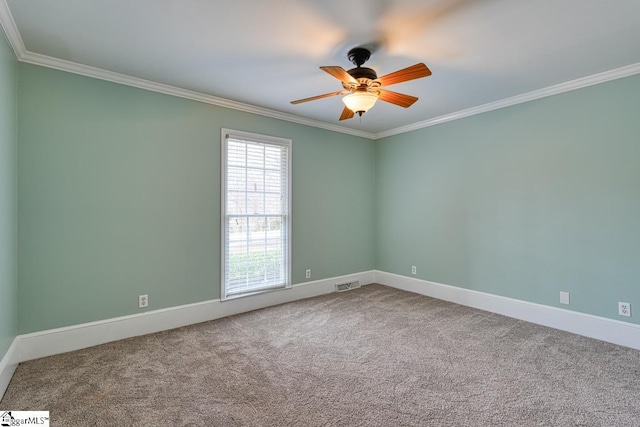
[342,91,378,115]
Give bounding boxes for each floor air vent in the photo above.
[335,281,361,292]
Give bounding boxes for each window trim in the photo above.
[220,128,292,301]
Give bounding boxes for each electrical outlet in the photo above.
[139,294,148,308]
[560,291,570,305]
[305,269,311,279]
[411,266,417,275]
[618,302,631,317]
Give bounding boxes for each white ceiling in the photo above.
[3,0,640,137]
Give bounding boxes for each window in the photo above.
[221,129,291,300]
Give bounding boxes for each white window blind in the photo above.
[221,129,291,299]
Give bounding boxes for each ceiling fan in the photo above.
[291,47,432,121]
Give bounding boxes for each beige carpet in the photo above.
[2,284,639,426]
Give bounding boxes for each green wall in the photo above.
[376,74,640,324]
[0,31,18,357]
[17,64,375,333]
[13,55,640,335]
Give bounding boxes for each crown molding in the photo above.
[0,0,374,140]
[374,62,640,139]
[2,0,640,141]
[18,51,376,140]
[0,0,24,59]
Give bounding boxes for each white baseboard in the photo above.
[7,267,635,399]
[16,270,375,363]
[375,270,640,350]
[0,338,19,400]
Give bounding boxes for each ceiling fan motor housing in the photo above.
[348,67,377,81]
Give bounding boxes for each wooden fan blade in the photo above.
[339,106,355,121]
[320,66,358,85]
[291,91,346,105]
[378,89,419,108]
[376,63,432,87]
